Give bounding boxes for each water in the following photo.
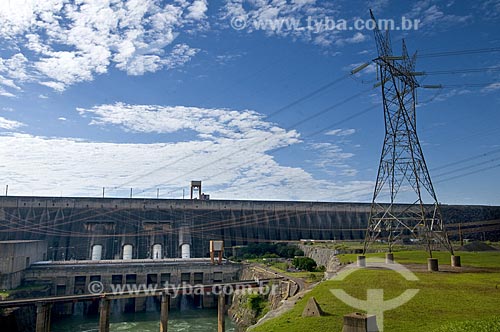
[51,309,236,332]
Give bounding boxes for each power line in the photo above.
[424,66,500,75]
[110,74,353,191]
[431,147,500,172]
[436,163,500,184]
[134,86,375,196]
[441,82,500,88]
[434,156,500,179]
[418,47,500,58]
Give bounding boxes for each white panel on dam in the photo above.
[91,244,102,260]
[181,244,190,259]
[152,244,162,259]
[123,244,133,260]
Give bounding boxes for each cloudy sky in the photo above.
[0,0,499,204]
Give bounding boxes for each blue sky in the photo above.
[0,0,499,205]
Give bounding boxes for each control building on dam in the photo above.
[1,196,499,261]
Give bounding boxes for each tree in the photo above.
[292,257,317,272]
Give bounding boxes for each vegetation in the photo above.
[247,293,269,319]
[433,317,500,332]
[292,257,317,272]
[236,243,304,259]
[0,290,9,299]
[269,261,289,271]
[252,251,500,332]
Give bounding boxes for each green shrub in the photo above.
[238,243,303,259]
[246,293,268,318]
[292,257,317,272]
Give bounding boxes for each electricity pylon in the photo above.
[362,10,453,256]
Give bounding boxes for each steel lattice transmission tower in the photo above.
[363,10,453,256]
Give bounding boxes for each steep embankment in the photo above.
[248,246,341,330]
[298,245,341,278]
[229,265,297,331]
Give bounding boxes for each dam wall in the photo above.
[0,196,499,260]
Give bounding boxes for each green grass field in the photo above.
[252,251,500,332]
[339,250,500,268]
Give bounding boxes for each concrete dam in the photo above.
[1,196,499,261]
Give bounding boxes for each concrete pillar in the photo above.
[342,312,378,332]
[217,294,225,332]
[451,255,461,267]
[385,253,394,264]
[357,255,366,267]
[160,293,170,332]
[427,258,439,272]
[35,303,52,332]
[135,274,147,312]
[99,298,111,332]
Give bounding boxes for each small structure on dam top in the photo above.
[210,240,224,264]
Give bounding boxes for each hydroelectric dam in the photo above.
[1,196,499,261]
[0,196,499,317]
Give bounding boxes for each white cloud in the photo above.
[221,0,352,47]
[39,81,66,92]
[406,1,471,31]
[367,0,390,12]
[0,116,25,130]
[336,32,367,46]
[0,103,373,201]
[57,117,67,121]
[433,88,471,103]
[0,0,207,93]
[476,0,500,19]
[186,0,208,20]
[0,88,16,98]
[0,53,29,96]
[481,82,500,93]
[115,42,199,76]
[222,1,373,48]
[38,94,48,99]
[325,128,356,136]
[77,102,300,147]
[215,52,245,64]
[309,142,357,177]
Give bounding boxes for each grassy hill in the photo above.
[252,251,500,332]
